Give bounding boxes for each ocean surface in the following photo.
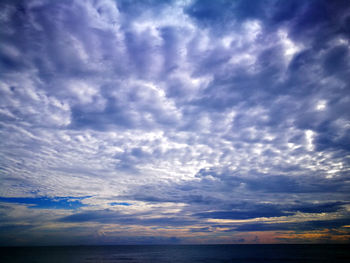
[1,244,350,263]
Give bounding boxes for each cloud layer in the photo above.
[0,0,350,245]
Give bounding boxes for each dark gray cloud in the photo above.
[60,209,196,227]
[195,202,347,220]
[234,217,350,232]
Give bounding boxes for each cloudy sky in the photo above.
[1,0,350,245]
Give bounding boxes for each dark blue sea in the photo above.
[1,244,350,263]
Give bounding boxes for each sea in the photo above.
[1,244,350,263]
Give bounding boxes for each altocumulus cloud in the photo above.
[0,0,350,245]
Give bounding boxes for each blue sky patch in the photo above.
[110,202,132,206]
[0,196,87,210]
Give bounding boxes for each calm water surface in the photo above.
[1,244,350,263]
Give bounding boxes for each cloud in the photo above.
[60,209,196,227]
[195,209,290,220]
[194,202,348,220]
[235,218,350,232]
[0,0,349,245]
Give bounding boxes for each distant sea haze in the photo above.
[1,244,350,263]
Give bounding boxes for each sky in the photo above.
[0,0,350,246]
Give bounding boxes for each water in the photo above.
[1,244,350,263]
